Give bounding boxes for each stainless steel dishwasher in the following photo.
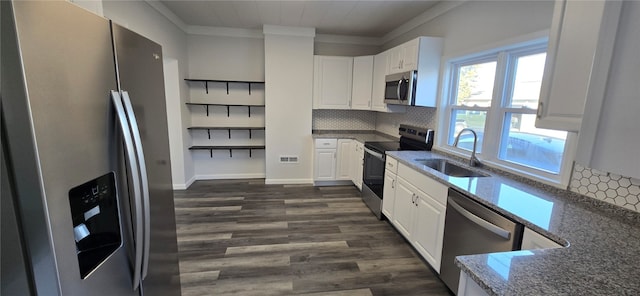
[440,188,523,294]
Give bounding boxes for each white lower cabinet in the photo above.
[381,170,397,219]
[392,178,416,238]
[351,141,364,190]
[336,139,352,180]
[521,228,563,250]
[458,270,489,296]
[389,164,447,272]
[412,192,446,272]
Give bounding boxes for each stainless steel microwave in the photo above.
[384,70,417,105]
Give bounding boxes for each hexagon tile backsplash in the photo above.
[570,163,640,213]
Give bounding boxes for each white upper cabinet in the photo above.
[351,56,374,110]
[536,0,610,131]
[386,37,443,107]
[575,1,640,179]
[387,38,420,74]
[372,51,406,113]
[313,56,353,109]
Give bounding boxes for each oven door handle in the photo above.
[364,147,385,161]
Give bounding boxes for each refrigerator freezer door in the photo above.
[112,23,182,295]
[3,2,138,295]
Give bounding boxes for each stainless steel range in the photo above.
[362,125,434,219]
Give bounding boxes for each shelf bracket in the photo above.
[207,129,211,139]
[248,106,251,118]
[226,82,229,95]
[248,82,252,95]
[249,129,252,139]
[226,106,230,117]
[249,149,253,158]
[209,149,213,158]
[229,149,233,158]
[204,105,209,116]
[205,81,209,94]
[228,129,231,139]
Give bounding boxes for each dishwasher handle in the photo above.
[448,198,511,240]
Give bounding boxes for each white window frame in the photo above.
[436,35,577,188]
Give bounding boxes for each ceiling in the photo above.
[159,1,441,37]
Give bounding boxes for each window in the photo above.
[442,40,572,183]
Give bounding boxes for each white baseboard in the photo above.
[196,173,266,180]
[265,178,314,185]
[172,175,196,190]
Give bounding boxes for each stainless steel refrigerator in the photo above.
[1,1,181,295]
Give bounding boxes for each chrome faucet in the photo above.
[453,128,482,167]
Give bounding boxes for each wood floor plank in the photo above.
[173,179,452,296]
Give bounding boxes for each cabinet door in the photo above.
[412,193,446,272]
[314,149,336,180]
[393,178,416,238]
[387,47,403,75]
[313,56,353,109]
[382,170,397,220]
[521,228,563,250]
[401,38,420,71]
[335,139,352,180]
[576,1,640,179]
[536,0,608,131]
[372,51,406,113]
[351,142,364,190]
[351,56,373,110]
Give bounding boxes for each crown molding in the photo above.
[146,0,467,46]
[315,34,382,46]
[381,0,468,45]
[144,0,188,32]
[263,25,315,37]
[188,26,264,39]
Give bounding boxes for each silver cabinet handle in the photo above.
[120,91,151,279]
[111,90,144,290]
[391,179,395,189]
[448,199,511,240]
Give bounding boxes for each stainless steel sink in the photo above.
[415,158,489,178]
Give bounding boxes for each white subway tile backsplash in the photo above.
[312,110,376,130]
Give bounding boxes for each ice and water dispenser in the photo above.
[68,172,122,279]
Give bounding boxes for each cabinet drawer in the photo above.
[398,163,447,205]
[385,157,398,173]
[315,138,337,149]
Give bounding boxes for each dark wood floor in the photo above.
[173,179,452,296]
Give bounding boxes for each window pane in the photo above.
[449,109,486,153]
[454,61,497,107]
[499,113,567,173]
[508,53,546,108]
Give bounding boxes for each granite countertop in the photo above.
[386,150,640,296]
[312,130,398,143]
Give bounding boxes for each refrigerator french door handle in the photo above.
[111,91,144,290]
[120,90,151,280]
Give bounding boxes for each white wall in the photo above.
[264,26,315,184]
[185,34,266,180]
[383,1,554,55]
[314,42,380,56]
[103,1,194,189]
[188,35,265,80]
[377,0,554,135]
